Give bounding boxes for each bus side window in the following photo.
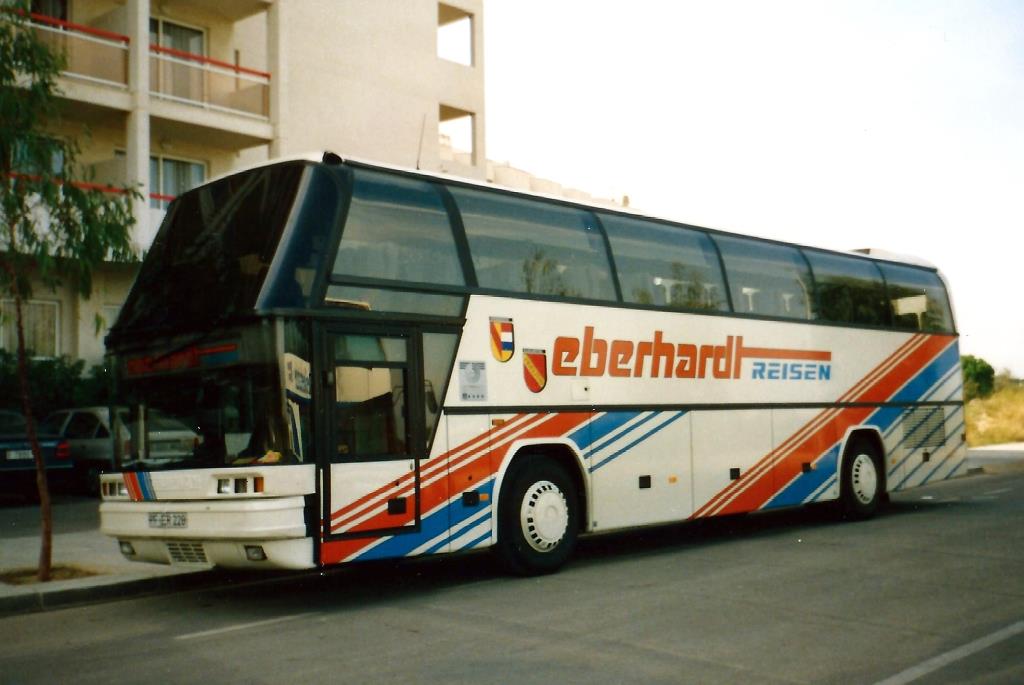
[601,214,728,312]
[332,170,465,287]
[714,235,813,320]
[804,250,888,326]
[451,186,616,301]
[877,263,954,332]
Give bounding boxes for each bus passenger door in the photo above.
[318,330,425,548]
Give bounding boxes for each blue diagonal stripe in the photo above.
[591,411,688,472]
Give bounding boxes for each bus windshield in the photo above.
[112,162,321,337]
[118,321,311,469]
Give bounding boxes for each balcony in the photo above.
[28,14,271,124]
[30,13,129,89]
[149,46,269,119]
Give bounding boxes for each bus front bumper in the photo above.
[100,497,314,570]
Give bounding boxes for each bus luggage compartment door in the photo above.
[320,331,423,540]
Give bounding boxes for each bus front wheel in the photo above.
[496,459,579,576]
[840,438,884,519]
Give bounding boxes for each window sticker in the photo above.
[458,361,487,402]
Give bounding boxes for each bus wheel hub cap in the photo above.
[851,453,878,504]
[521,480,568,552]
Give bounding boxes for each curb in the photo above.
[0,565,325,618]
[0,569,219,618]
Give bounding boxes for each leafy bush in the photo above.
[961,354,995,402]
[0,350,112,420]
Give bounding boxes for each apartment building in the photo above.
[7,0,617,368]
[5,0,484,366]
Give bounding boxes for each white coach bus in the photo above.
[100,153,964,574]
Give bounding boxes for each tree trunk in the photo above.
[7,268,53,582]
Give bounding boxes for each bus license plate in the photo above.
[6,450,33,461]
[148,512,187,529]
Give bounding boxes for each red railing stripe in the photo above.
[26,14,270,81]
[29,12,131,44]
[5,173,176,202]
[149,44,271,79]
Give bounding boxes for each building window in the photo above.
[150,17,206,102]
[150,17,205,55]
[437,4,473,66]
[439,105,475,165]
[1,300,60,358]
[12,137,64,177]
[150,155,205,209]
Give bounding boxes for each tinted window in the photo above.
[260,168,342,309]
[66,412,100,439]
[715,235,813,319]
[878,264,954,332]
[325,285,465,317]
[804,250,888,326]
[602,215,727,311]
[451,187,615,300]
[333,170,464,286]
[114,163,306,337]
[39,411,69,436]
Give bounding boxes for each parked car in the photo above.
[39,407,197,495]
[0,410,72,500]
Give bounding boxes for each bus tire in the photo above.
[840,437,884,519]
[496,458,579,576]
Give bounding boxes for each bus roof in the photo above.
[299,150,939,272]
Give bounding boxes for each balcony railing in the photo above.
[27,15,270,119]
[29,13,130,88]
[149,45,270,118]
[4,173,170,251]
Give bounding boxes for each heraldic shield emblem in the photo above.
[490,317,514,362]
[523,348,547,393]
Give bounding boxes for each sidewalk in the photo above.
[3,444,1024,617]
[0,496,213,617]
[965,442,1024,473]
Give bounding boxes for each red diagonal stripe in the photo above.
[321,412,591,563]
[328,413,541,527]
[697,334,954,518]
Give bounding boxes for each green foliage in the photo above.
[1,1,139,301]
[521,248,579,298]
[0,349,112,419]
[961,354,995,402]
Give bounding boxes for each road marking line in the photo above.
[875,620,1024,685]
[175,612,317,641]
[983,488,1012,495]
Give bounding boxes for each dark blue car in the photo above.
[0,410,72,500]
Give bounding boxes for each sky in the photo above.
[481,0,1024,376]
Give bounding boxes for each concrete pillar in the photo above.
[268,0,287,158]
[471,6,485,167]
[125,0,150,246]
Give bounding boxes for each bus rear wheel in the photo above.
[496,459,579,576]
[840,438,883,519]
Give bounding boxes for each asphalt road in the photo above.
[1,471,1023,684]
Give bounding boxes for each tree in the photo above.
[961,354,995,402]
[1,3,137,581]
